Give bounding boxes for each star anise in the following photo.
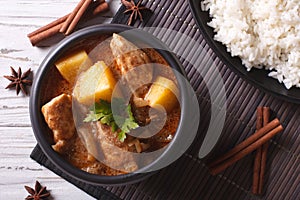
[3,66,32,96]
[24,181,50,200]
[121,0,150,25]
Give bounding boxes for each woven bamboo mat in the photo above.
[106,0,300,199]
[30,0,300,199]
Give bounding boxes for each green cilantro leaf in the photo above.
[83,98,139,142]
[118,130,127,142]
[83,112,104,122]
[99,113,113,124]
[94,99,111,114]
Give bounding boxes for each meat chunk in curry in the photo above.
[110,33,153,98]
[41,94,75,153]
[41,33,181,175]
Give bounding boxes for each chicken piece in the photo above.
[95,122,138,173]
[77,122,137,172]
[97,123,128,149]
[110,33,153,125]
[41,94,75,143]
[82,162,124,175]
[148,107,180,150]
[131,104,150,126]
[110,33,153,97]
[51,140,71,154]
[143,48,177,82]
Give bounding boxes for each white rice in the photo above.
[201,0,300,89]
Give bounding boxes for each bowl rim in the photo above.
[30,24,192,185]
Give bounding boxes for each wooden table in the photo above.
[0,1,120,199]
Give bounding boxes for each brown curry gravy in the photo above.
[41,35,181,175]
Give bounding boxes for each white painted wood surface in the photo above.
[0,1,120,199]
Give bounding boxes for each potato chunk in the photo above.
[144,76,179,112]
[55,50,92,84]
[73,61,116,105]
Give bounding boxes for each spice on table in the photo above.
[259,107,270,193]
[3,67,32,96]
[252,106,270,195]
[93,0,109,15]
[27,0,109,46]
[24,181,50,200]
[121,0,150,25]
[60,0,108,35]
[60,0,93,35]
[207,112,283,175]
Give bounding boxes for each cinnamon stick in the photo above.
[93,1,109,15]
[252,107,263,194]
[27,14,70,38]
[259,107,270,194]
[253,107,270,194]
[253,147,262,194]
[60,0,86,34]
[64,0,93,35]
[27,1,109,46]
[263,107,270,126]
[256,107,263,130]
[209,124,283,175]
[28,23,64,46]
[208,118,280,168]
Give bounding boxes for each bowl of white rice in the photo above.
[189,0,300,103]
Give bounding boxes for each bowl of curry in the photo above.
[30,24,197,185]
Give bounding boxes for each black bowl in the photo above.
[189,0,300,103]
[30,24,199,185]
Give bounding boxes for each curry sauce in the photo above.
[41,34,181,175]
